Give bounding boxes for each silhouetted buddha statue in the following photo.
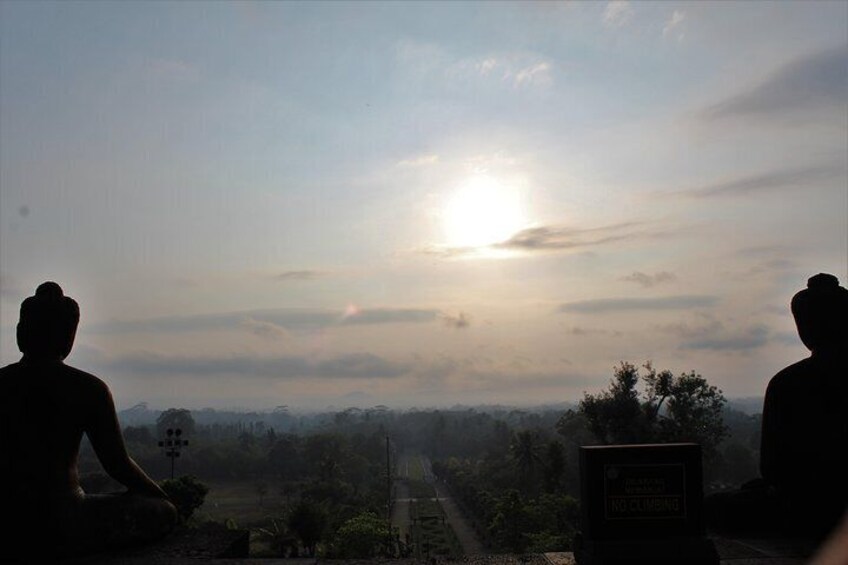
[761,273,848,536]
[0,282,176,557]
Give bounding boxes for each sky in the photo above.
[1,1,846,410]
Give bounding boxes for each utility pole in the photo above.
[159,428,189,479]
[386,435,392,519]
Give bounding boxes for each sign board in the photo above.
[575,443,718,565]
[579,443,703,540]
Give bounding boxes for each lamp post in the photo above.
[158,427,189,479]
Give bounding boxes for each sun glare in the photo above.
[443,175,525,249]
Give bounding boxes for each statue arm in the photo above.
[86,381,169,499]
[760,376,787,488]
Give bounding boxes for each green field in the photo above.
[407,455,425,481]
[402,455,462,558]
[194,480,288,527]
[410,517,462,558]
[407,478,436,499]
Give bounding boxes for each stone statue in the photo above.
[0,282,176,557]
[761,273,848,536]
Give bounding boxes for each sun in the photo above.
[443,174,525,249]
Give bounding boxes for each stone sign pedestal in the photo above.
[575,443,718,565]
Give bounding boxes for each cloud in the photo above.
[559,295,718,314]
[773,331,800,346]
[423,221,675,259]
[656,316,775,351]
[603,1,633,28]
[655,318,725,340]
[275,270,325,281]
[681,325,770,351]
[240,317,290,340]
[704,44,848,119]
[683,165,844,198]
[496,222,651,251]
[567,326,623,338]
[513,62,552,88]
[441,312,471,329]
[418,245,481,259]
[621,271,677,288]
[340,308,438,326]
[88,307,439,334]
[403,44,553,91]
[478,58,498,75]
[91,351,409,379]
[663,10,686,40]
[397,154,439,167]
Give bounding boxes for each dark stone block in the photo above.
[576,443,718,565]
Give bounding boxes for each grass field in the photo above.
[410,517,462,558]
[407,455,425,481]
[407,478,436,499]
[194,480,289,527]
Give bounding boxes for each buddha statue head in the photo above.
[17,282,80,360]
[791,273,848,353]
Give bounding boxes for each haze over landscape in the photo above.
[1,1,846,410]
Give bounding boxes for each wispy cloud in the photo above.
[663,10,686,41]
[441,312,471,329]
[398,41,553,91]
[621,271,677,288]
[397,154,439,167]
[88,307,439,334]
[91,351,409,379]
[683,165,844,198]
[681,325,770,351]
[422,222,673,259]
[603,1,634,28]
[567,326,623,338]
[704,44,848,119]
[275,270,325,281]
[240,317,290,340]
[341,308,437,326]
[496,222,653,251]
[655,317,724,340]
[559,295,718,314]
[513,62,552,88]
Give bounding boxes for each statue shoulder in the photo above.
[765,357,817,398]
[60,364,112,398]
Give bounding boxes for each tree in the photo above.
[510,430,543,481]
[157,408,196,438]
[255,481,269,506]
[558,362,727,460]
[123,425,154,445]
[287,499,327,556]
[543,440,566,493]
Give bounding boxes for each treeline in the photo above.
[75,366,761,556]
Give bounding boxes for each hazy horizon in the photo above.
[2,2,846,410]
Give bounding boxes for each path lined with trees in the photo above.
[392,453,482,557]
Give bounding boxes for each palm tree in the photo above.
[510,430,543,482]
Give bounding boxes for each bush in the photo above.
[160,475,209,522]
[330,512,392,558]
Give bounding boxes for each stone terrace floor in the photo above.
[17,534,820,565]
